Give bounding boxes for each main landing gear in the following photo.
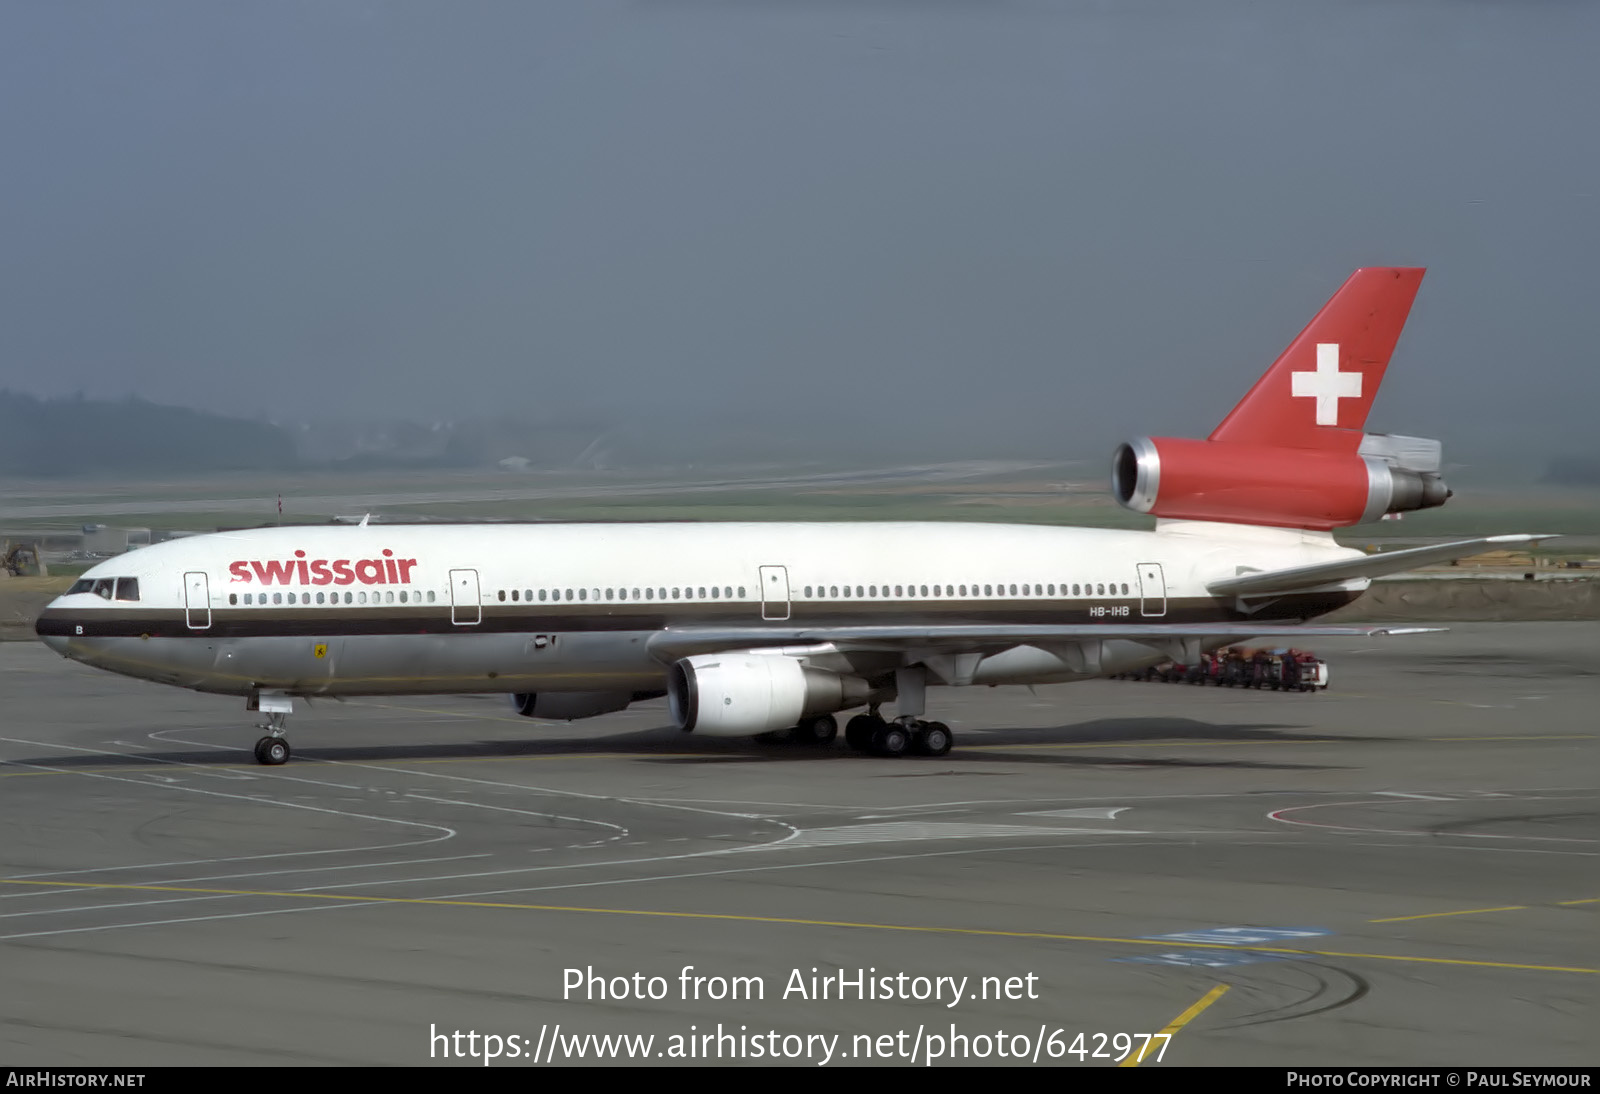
[844,713,954,758]
[249,692,293,766]
[758,714,840,747]
[845,666,953,757]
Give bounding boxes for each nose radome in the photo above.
[36,599,71,654]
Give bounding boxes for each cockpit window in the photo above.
[67,576,137,601]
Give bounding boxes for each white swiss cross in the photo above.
[1291,343,1362,426]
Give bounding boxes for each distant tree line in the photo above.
[1543,456,1600,487]
[0,391,298,476]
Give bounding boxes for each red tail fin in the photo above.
[1208,267,1424,451]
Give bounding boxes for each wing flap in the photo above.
[647,622,1438,662]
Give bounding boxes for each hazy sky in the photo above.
[2,2,1597,469]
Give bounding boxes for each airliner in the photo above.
[36,268,1548,764]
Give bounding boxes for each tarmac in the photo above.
[1,624,1595,1066]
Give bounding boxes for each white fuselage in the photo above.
[38,519,1366,700]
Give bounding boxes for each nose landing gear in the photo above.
[248,692,293,766]
[253,732,291,766]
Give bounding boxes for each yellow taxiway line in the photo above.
[1,877,1595,976]
[1120,984,1230,1067]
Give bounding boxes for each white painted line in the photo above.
[1022,807,1132,820]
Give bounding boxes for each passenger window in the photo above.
[606,588,614,600]
[646,588,655,600]
[737,587,745,597]
[511,589,519,602]
[229,593,238,605]
[711,587,719,599]
[498,590,506,602]
[658,588,667,600]
[427,591,435,603]
[634,589,642,600]
[579,589,588,601]
[273,592,282,605]
[672,588,680,599]
[805,586,813,597]
[724,587,732,598]
[697,587,705,599]
[115,578,140,602]
[983,584,992,596]
[1122,583,1130,595]
[539,590,547,601]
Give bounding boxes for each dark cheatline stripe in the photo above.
[36,591,1359,640]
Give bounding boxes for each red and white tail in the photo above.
[1208,267,1425,452]
[1111,267,1447,530]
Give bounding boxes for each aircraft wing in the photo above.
[647,622,1436,663]
[1205,533,1558,597]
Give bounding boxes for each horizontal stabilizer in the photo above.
[1207,534,1559,597]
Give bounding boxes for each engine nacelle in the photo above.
[668,653,870,737]
[509,691,635,721]
[1111,435,1450,531]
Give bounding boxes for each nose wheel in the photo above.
[253,736,291,765]
[249,696,294,765]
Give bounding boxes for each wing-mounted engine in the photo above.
[668,652,871,737]
[509,691,636,721]
[1110,433,1450,531]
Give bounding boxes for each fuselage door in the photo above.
[1137,562,1167,617]
[184,570,212,630]
[758,565,790,621]
[449,568,481,625]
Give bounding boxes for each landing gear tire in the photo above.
[912,721,953,758]
[254,736,290,766]
[871,723,910,757]
[797,714,838,746]
[845,715,881,753]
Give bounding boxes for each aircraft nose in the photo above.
[36,598,74,655]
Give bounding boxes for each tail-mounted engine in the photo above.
[1111,433,1450,531]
